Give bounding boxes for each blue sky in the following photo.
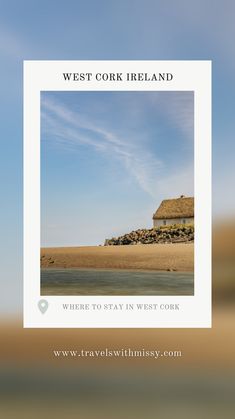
[0,0,235,312]
[41,91,194,246]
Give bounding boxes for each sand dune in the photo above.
[41,243,194,271]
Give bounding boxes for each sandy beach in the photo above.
[41,243,194,271]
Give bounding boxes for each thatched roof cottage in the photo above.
[153,195,194,227]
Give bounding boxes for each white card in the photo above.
[24,60,211,328]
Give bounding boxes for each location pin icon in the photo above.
[38,299,49,314]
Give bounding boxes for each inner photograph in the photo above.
[40,91,194,296]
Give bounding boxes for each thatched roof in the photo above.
[153,196,194,220]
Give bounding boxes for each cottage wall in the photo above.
[153,217,194,227]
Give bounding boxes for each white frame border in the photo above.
[24,60,211,328]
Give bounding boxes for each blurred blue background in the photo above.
[0,1,235,417]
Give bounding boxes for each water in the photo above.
[41,268,194,296]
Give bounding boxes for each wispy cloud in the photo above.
[41,95,164,198]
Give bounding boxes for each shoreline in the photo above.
[41,267,194,273]
[41,243,194,272]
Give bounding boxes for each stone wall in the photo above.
[104,224,194,246]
